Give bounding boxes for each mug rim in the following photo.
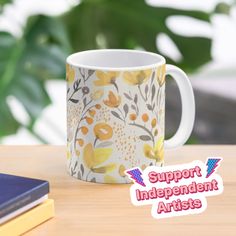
[66,49,166,71]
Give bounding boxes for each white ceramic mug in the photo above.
[66,49,195,183]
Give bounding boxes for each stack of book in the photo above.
[0,173,54,235]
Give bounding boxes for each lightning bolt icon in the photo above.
[206,157,222,178]
[126,168,146,187]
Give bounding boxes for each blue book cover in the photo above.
[0,173,49,218]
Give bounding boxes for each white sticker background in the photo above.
[126,159,223,219]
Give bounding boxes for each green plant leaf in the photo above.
[63,0,212,72]
[0,100,20,137]
[0,15,70,138]
[0,0,11,7]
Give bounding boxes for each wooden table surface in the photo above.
[0,145,235,236]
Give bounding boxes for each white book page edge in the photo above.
[0,195,48,224]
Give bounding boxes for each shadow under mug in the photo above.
[66,49,195,183]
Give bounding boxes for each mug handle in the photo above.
[164,64,195,149]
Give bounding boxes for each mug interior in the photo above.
[66,49,165,71]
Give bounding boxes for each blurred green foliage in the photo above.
[0,0,11,6]
[0,0,212,142]
[0,16,70,140]
[64,0,211,71]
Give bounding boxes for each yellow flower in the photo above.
[123,69,152,85]
[103,91,121,108]
[66,64,75,84]
[156,64,165,87]
[92,163,116,173]
[151,118,157,128]
[94,123,113,140]
[119,164,126,177]
[143,137,164,162]
[83,143,115,173]
[67,143,72,159]
[94,71,119,86]
[104,175,117,184]
[67,150,71,160]
[76,150,80,157]
[90,89,104,100]
[154,129,158,136]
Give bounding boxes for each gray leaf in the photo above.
[73,80,79,90]
[88,69,95,76]
[123,104,129,116]
[91,177,96,183]
[124,93,132,100]
[151,71,155,82]
[97,141,113,148]
[77,171,82,179]
[145,85,148,95]
[139,135,152,141]
[147,104,153,110]
[74,161,78,169]
[151,84,156,101]
[83,97,87,106]
[134,94,138,104]
[69,98,79,103]
[111,111,123,121]
[131,104,136,111]
[80,164,84,176]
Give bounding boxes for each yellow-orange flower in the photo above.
[129,113,137,121]
[94,71,120,86]
[95,104,101,109]
[86,117,93,125]
[142,113,149,122]
[141,164,147,170]
[156,65,165,87]
[123,69,152,85]
[103,91,121,108]
[81,126,89,135]
[88,109,96,117]
[119,164,126,177]
[77,139,84,147]
[94,123,113,141]
[143,137,164,162]
[66,64,75,84]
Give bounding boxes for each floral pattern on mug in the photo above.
[67,64,165,183]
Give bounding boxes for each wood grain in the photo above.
[0,145,235,236]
